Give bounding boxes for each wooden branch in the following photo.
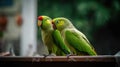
[0,56,117,62]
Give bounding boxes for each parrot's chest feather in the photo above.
[41,30,57,54]
[42,30,53,45]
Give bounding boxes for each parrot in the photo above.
[37,16,71,56]
[52,17,97,56]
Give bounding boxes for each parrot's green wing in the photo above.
[52,30,71,55]
[65,30,97,55]
[73,31,96,51]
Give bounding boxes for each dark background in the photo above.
[37,0,120,55]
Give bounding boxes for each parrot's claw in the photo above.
[42,54,54,61]
[66,54,77,61]
[66,54,76,58]
[43,54,49,59]
[66,54,71,58]
[43,53,56,58]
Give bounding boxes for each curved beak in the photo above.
[37,20,42,27]
[37,16,43,27]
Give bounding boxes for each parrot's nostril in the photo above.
[38,16,43,20]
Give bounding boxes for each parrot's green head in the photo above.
[38,16,53,30]
[52,17,74,31]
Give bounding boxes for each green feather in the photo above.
[65,30,97,55]
[52,30,71,54]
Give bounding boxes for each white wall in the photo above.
[21,0,37,56]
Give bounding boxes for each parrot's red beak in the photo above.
[37,16,43,26]
[52,21,57,30]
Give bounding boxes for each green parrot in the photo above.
[52,17,97,56]
[37,16,71,56]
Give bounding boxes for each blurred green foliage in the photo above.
[37,0,120,42]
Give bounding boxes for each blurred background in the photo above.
[0,0,120,56]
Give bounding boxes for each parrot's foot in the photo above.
[66,54,77,61]
[43,53,56,58]
[43,54,49,59]
[66,54,76,58]
[42,54,55,61]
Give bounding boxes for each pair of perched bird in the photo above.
[37,16,97,56]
